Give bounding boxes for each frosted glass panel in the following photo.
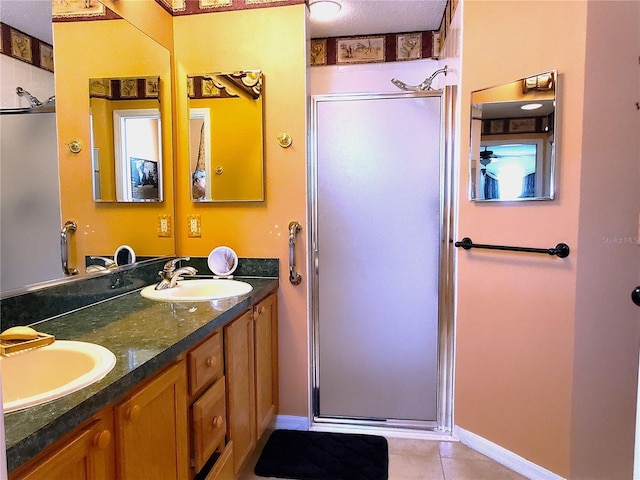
[1,113,61,292]
[315,94,442,421]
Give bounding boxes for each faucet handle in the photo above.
[163,257,191,273]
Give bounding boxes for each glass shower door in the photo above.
[312,92,444,424]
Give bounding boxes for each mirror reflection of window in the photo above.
[480,143,540,200]
[113,110,162,202]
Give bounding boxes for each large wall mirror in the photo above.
[90,76,163,202]
[187,70,264,202]
[0,1,174,297]
[469,70,557,201]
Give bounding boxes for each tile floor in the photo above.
[239,431,529,480]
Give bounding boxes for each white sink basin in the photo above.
[140,279,253,302]
[1,341,116,413]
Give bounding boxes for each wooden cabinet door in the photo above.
[224,310,256,476]
[200,442,234,480]
[115,360,189,480]
[11,409,115,480]
[254,293,278,439]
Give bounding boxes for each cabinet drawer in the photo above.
[191,377,226,472]
[188,330,223,397]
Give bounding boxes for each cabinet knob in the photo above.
[206,356,215,367]
[256,306,266,315]
[212,415,224,428]
[126,405,141,422]
[93,429,111,450]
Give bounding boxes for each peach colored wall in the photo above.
[570,2,640,478]
[173,5,309,416]
[457,1,640,477]
[456,1,587,476]
[53,18,175,265]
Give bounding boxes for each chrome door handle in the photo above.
[60,220,78,276]
[289,221,302,285]
[632,286,640,307]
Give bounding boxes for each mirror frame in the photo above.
[468,70,558,202]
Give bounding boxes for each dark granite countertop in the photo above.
[4,276,278,473]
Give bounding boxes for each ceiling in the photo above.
[0,0,53,44]
[308,0,447,38]
[0,0,447,46]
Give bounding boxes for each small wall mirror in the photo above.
[115,244,136,266]
[208,246,238,276]
[469,70,557,201]
[90,76,163,202]
[187,70,264,202]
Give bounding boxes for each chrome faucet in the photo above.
[155,257,197,290]
[169,266,198,288]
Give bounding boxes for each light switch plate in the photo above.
[158,215,171,237]
[187,214,201,237]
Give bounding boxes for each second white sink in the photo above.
[140,279,253,302]
[1,340,116,413]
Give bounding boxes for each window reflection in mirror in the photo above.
[90,76,163,202]
[187,70,264,202]
[469,70,557,202]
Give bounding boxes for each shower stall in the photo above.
[309,87,455,431]
[0,89,61,293]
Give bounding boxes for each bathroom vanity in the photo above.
[4,274,278,480]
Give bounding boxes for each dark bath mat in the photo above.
[254,429,388,480]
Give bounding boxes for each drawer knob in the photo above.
[206,356,215,367]
[126,405,141,422]
[212,415,224,428]
[93,430,111,450]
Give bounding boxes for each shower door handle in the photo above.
[632,286,640,306]
[60,220,78,276]
[289,221,302,285]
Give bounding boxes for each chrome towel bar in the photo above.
[455,237,570,258]
[288,221,302,285]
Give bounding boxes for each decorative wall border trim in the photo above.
[155,0,304,16]
[0,23,54,72]
[454,426,567,480]
[433,0,458,58]
[52,2,121,22]
[310,31,436,66]
[89,77,160,100]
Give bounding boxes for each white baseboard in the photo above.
[270,415,309,431]
[454,426,566,480]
